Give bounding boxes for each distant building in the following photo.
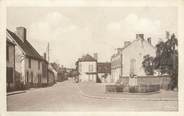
[42,53,48,86]
[97,62,111,83]
[111,34,156,82]
[48,64,57,85]
[76,54,97,82]
[6,37,16,91]
[65,68,74,73]
[57,67,67,82]
[7,27,47,88]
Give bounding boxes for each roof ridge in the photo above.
[79,54,97,62]
[25,40,42,58]
[7,29,44,61]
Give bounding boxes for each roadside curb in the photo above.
[7,91,26,96]
[77,84,177,101]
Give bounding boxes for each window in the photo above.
[28,58,31,68]
[31,72,33,84]
[89,64,93,72]
[91,65,93,72]
[26,71,29,83]
[7,46,9,61]
[38,74,41,84]
[38,61,40,70]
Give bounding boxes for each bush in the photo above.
[106,85,116,92]
[116,85,124,92]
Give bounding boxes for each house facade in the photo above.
[7,27,47,88]
[111,34,156,82]
[6,38,15,91]
[76,54,97,82]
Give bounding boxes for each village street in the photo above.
[7,80,178,111]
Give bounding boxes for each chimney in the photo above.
[124,41,131,47]
[93,53,98,60]
[147,37,152,44]
[16,27,27,42]
[136,34,144,40]
[44,53,47,60]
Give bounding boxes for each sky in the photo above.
[7,7,177,68]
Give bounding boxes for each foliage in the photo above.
[154,33,178,89]
[154,34,178,74]
[142,55,154,75]
[50,62,61,72]
[142,33,178,89]
[70,70,80,77]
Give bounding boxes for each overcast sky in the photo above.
[7,7,177,68]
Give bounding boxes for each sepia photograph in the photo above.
[1,0,184,115]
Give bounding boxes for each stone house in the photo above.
[6,37,16,91]
[76,54,97,82]
[111,34,156,82]
[7,27,47,88]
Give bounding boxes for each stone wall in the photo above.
[106,76,172,92]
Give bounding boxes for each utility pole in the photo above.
[47,42,50,63]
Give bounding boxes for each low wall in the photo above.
[106,76,171,93]
[105,84,160,93]
[118,76,171,89]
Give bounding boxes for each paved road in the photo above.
[7,80,178,111]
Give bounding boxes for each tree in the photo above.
[50,62,60,72]
[153,33,178,89]
[142,54,154,75]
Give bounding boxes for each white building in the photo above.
[7,27,47,88]
[111,34,156,82]
[76,54,97,82]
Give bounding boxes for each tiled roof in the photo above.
[7,29,43,60]
[7,37,15,46]
[78,54,97,62]
[97,62,111,73]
